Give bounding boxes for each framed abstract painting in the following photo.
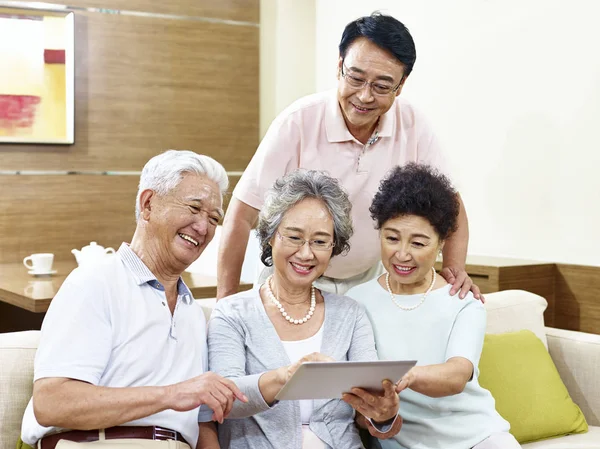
[0,4,74,144]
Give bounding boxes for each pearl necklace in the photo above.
[265,275,316,325]
[385,267,436,311]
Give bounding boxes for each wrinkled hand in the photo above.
[440,267,484,302]
[395,367,419,393]
[166,372,247,423]
[279,352,335,384]
[342,379,399,423]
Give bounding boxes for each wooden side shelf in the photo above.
[436,256,600,334]
[435,256,556,327]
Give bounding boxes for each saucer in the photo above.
[28,269,57,276]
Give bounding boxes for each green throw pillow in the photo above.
[16,438,34,449]
[479,330,588,444]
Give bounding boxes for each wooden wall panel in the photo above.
[64,0,259,23]
[223,174,241,211]
[0,173,241,264]
[435,258,557,327]
[434,259,500,293]
[555,264,600,334]
[0,11,259,172]
[499,265,556,328]
[0,176,138,264]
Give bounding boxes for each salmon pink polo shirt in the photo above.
[233,89,450,280]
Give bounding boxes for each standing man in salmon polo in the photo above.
[217,13,481,300]
[21,150,246,449]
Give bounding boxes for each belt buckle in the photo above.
[153,427,178,441]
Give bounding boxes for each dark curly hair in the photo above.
[370,163,459,241]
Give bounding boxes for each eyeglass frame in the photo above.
[275,231,335,251]
[340,60,405,96]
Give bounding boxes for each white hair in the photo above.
[135,149,229,221]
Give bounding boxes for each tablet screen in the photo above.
[275,360,417,401]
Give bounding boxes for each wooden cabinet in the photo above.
[435,256,556,327]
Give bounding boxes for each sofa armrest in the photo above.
[0,331,40,449]
[546,326,600,426]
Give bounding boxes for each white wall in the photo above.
[260,0,316,137]
[311,0,600,266]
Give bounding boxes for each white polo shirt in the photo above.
[21,243,212,448]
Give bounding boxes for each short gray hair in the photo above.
[135,150,228,221]
[257,170,353,266]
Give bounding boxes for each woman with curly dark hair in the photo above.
[347,164,521,449]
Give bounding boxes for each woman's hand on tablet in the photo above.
[259,353,333,405]
[342,379,399,423]
[280,352,335,383]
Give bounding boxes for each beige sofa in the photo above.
[1,290,599,449]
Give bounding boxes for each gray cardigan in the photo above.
[205,287,378,449]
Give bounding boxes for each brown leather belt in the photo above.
[39,426,190,449]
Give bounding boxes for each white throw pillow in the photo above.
[484,290,548,348]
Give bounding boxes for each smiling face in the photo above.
[380,214,444,294]
[270,198,335,291]
[142,172,223,273]
[337,37,406,140]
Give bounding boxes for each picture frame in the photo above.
[0,4,74,144]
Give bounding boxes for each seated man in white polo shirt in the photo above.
[21,150,247,449]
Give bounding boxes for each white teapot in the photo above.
[71,241,115,266]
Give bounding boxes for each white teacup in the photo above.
[23,253,54,273]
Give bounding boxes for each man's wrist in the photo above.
[159,384,174,410]
[441,261,465,271]
[216,286,237,300]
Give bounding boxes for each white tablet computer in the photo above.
[275,360,417,401]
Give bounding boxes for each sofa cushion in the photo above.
[479,329,588,444]
[546,327,600,427]
[196,297,216,323]
[522,425,600,448]
[484,289,548,348]
[0,331,39,449]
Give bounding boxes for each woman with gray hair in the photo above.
[202,170,402,448]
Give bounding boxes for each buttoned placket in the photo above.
[356,128,380,173]
[148,280,190,341]
[169,295,184,340]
